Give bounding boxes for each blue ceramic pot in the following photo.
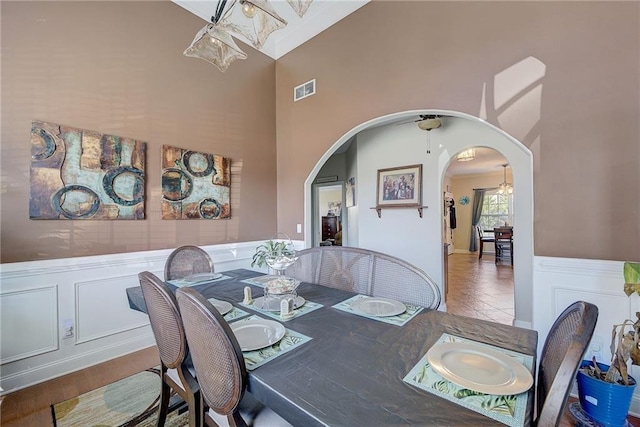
[577,360,636,427]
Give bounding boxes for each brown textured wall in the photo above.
[275,1,640,261]
[1,1,277,263]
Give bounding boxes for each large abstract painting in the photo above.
[30,120,146,220]
[161,145,231,219]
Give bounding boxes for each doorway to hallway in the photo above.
[446,253,514,325]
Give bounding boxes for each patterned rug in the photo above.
[52,368,189,427]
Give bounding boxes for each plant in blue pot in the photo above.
[576,261,640,426]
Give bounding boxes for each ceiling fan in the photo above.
[395,115,443,131]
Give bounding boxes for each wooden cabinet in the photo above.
[321,216,338,242]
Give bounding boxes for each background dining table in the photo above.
[126,268,538,426]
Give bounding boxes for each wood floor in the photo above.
[2,255,638,426]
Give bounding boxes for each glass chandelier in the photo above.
[184,0,314,71]
[497,164,513,195]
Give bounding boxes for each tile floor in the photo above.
[446,252,515,325]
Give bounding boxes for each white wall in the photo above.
[356,124,443,295]
[533,256,640,416]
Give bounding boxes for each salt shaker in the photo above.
[242,286,253,305]
[280,297,294,319]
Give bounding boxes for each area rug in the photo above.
[52,368,189,427]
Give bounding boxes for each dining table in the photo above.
[126,268,538,426]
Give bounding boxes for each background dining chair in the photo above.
[165,245,214,281]
[476,226,495,260]
[175,287,292,427]
[494,228,513,265]
[535,301,598,426]
[138,271,200,427]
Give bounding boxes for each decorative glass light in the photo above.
[456,148,476,162]
[183,23,247,72]
[497,164,513,195]
[286,0,314,17]
[219,0,287,50]
[183,0,247,72]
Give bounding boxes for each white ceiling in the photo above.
[446,147,508,177]
[172,0,370,59]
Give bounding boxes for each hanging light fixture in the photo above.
[286,0,314,17]
[183,0,247,72]
[456,148,476,162]
[497,164,513,195]
[219,0,287,50]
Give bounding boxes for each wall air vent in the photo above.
[294,79,316,102]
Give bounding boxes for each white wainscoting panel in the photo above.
[0,240,292,394]
[533,256,640,417]
[0,285,58,363]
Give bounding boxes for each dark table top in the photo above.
[127,269,538,426]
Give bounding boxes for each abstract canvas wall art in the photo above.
[161,145,231,219]
[29,120,146,220]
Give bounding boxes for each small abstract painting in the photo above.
[346,176,356,207]
[161,145,231,219]
[29,120,146,220]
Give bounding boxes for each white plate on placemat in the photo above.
[183,272,222,283]
[207,298,233,315]
[426,341,533,395]
[351,297,406,317]
[252,296,306,312]
[230,319,286,351]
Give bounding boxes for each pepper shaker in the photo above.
[243,286,253,305]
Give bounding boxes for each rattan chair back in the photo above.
[286,246,441,309]
[138,271,200,426]
[535,301,598,426]
[165,245,214,281]
[176,287,247,424]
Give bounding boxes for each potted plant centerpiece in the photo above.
[576,261,640,426]
[251,233,297,275]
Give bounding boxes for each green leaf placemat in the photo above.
[223,306,251,321]
[229,315,312,370]
[332,294,423,326]
[239,299,323,322]
[168,274,231,288]
[403,333,532,427]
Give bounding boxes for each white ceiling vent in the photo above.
[294,79,316,102]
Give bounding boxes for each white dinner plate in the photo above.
[351,297,406,317]
[230,319,286,351]
[183,272,222,283]
[252,296,306,312]
[207,298,233,315]
[426,341,533,395]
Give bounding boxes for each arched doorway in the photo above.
[303,110,534,328]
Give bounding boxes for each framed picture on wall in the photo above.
[376,164,422,208]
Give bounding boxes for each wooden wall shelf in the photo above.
[370,206,428,218]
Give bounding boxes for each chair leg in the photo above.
[187,389,201,427]
[479,240,483,259]
[157,380,171,427]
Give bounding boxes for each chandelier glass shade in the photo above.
[456,148,475,162]
[183,23,248,72]
[219,0,287,50]
[497,164,513,195]
[286,0,314,17]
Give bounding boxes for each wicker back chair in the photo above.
[285,246,441,309]
[138,271,200,427]
[535,301,598,426]
[165,245,214,281]
[176,287,292,427]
